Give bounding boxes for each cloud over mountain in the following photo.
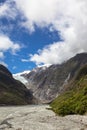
[13,0,87,65]
[1,0,87,67]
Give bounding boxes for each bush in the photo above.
[50,74,87,116]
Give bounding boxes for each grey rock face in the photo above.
[20,53,87,103]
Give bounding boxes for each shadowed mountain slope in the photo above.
[0,65,37,105]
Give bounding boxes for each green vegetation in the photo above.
[50,65,87,116]
[0,78,29,105]
[0,64,36,105]
[0,92,27,105]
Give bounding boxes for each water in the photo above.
[0,105,86,130]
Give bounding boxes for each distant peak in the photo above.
[13,70,31,76]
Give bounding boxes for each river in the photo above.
[0,105,87,130]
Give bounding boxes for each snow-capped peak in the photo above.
[13,70,30,76]
[13,70,30,84]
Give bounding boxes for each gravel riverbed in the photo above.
[0,105,87,130]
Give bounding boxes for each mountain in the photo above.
[0,65,37,105]
[15,53,87,103]
[13,70,30,84]
[50,64,87,116]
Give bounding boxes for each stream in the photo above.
[0,105,87,130]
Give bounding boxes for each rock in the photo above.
[18,53,87,103]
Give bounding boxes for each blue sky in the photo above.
[5,26,60,73]
[0,0,87,73]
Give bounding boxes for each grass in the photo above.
[0,91,27,105]
[50,65,87,116]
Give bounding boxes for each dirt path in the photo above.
[0,105,87,130]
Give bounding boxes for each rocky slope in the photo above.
[14,53,87,103]
[0,64,37,105]
[51,64,87,116]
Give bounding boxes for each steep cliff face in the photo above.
[0,65,37,105]
[16,53,87,103]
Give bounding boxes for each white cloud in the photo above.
[0,52,4,59]
[0,0,18,19]
[1,0,87,66]
[0,2,8,16]
[21,59,29,62]
[12,66,17,70]
[14,0,59,29]
[30,41,84,66]
[0,34,21,58]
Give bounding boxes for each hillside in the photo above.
[50,65,87,116]
[0,64,37,105]
[20,53,87,103]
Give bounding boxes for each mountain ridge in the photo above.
[14,53,87,103]
[0,64,37,105]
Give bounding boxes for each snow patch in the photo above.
[13,70,30,84]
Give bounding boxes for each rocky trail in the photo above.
[0,105,87,130]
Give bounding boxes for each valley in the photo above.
[1,0,87,129]
[0,53,87,130]
[14,53,87,104]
